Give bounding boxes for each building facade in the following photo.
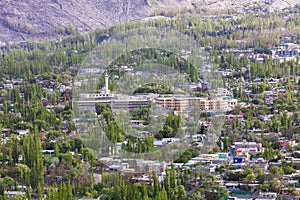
[154,96,236,112]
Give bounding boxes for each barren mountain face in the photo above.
[0,0,298,42]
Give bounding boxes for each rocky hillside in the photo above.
[0,0,299,42]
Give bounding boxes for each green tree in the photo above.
[176,185,186,200]
[152,171,160,198]
[142,184,149,200]
[158,187,168,200]
[54,143,59,157]
[223,137,229,152]
[22,131,44,199]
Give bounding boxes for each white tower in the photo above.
[105,72,109,93]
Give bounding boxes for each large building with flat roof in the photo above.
[76,73,152,112]
[77,93,151,113]
[154,95,236,112]
[76,73,237,113]
[154,96,190,112]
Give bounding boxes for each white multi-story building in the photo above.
[76,73,151,112]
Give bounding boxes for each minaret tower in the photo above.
[105,71,109,94]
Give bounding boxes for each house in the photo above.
[196,165,216,173]
[3,83,13,90]
[6,191,26,198]
[274,43,300,57]
[14,129,29,135]
[108,163,129,171]
[232,140,264,158]
[227,112,243,121]
[131,175,153,185]
[41,150,55,155]
[259,192,277,198]
[2,128,11,135]
[192,134,203,141]
[162,137,180,144]
[280,140,296,149]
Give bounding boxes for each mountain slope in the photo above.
[0,0,298,42]
[0,0,152,41]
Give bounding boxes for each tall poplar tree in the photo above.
[22,129,44,199]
